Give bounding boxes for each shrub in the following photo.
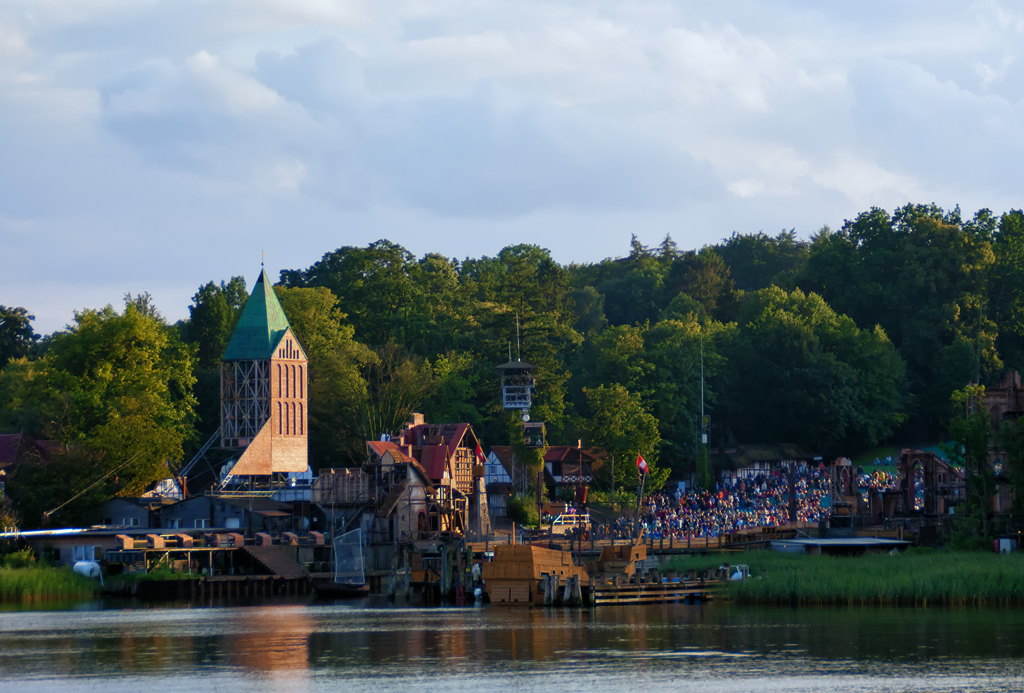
[506,494,540,527]
[0,547,36,569]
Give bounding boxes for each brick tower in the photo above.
[220,268,308,475]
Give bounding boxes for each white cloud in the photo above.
[2,0,1024,332]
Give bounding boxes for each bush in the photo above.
[506,494,540,527]
[0,547,36,569]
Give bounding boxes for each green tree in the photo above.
[274,286,375,468]
[696,445,712,490]
[714,229,809,292]
[1,300,197,525]
[583,384,667,495]
[948,384,995,541]
[361,342,432,442]
[0,306,39,371]
[717,287,906,455]
[991,210,1024,371]
[179,277,248,452]
[795,205,998,431]
[184,278,248,369]
[280,240,418,346]
[659,249,738,321]
[571,315,726,476]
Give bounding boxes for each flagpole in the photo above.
[633,449,647,544]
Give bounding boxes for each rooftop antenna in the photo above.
[508,341,512,362]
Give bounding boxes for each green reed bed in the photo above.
[666,550,1024,606]
[0,566,98,602]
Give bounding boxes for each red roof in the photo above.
[400,422,473,450]
[367,440,401,458]
[544,446,602,464]
[419,445,449,481]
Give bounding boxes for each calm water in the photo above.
[1,599,1024,692]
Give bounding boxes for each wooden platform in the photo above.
[590,579,717,605]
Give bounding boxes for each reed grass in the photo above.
[666,549,1024,606]
[0,566,98,602]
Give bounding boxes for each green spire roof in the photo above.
[222,268,292,361]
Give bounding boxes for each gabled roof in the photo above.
[420,446,450,481]
[367,440,402,458]
[487,446,518,479]
[222,268,293,361]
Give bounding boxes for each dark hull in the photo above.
[312,580,370,599]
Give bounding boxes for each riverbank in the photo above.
[0,566,98,602]
[666,549,1024,606]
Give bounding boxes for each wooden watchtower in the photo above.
[220,268,308,478]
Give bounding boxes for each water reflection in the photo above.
[229,607,312,673]
[0,603,1023,691]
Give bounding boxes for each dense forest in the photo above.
[3,202,1024,522]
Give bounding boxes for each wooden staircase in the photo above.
[244,545,308,579]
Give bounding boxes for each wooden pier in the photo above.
[589,577,717,605]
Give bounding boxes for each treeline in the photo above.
[2,203,1024,525]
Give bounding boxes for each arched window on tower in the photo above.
[277,402,282,435]
[299,402,304,435]
[291,402,296,436]
[277,364,282,397]
[299,365,304,399]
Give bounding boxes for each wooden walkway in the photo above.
[589,578,717,605]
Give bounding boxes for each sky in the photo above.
[3,1,1024,333]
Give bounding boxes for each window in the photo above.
[299,365,303,399]
[277,364,282,396]
[291,365,296,398]
[225,517,241,529]
[73,546,100,562]
[165,518,181,529]
[299,402,304,435]
[291,402,296,436]
[123,517,139,526]
[278,402,282,435]
[194,519,208,529]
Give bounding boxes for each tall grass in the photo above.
[0,567,98,602]
[666,550,1024,606]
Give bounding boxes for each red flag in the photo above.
[636,453,648,474]
[474,442,487,464]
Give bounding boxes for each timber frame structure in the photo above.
[212,268,309,490]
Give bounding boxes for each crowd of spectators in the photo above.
[635,465,832,539]
[578,462,916,541]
